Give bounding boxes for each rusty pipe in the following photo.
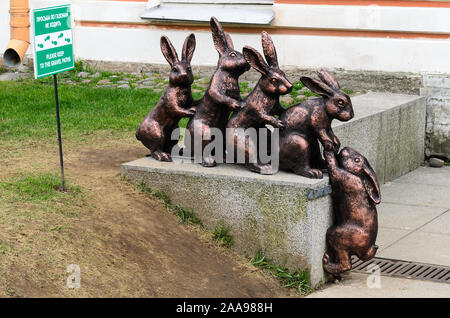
[4,0,30,67]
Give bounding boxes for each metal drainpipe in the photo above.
[4,0,30,67]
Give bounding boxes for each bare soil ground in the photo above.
[0,136,296,297]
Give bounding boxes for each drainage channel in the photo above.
[351,256,450,284]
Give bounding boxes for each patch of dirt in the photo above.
[0,138,297,297]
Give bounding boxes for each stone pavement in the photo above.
[308,272,450,298]
[308,165,450,298]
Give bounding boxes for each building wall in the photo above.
[1,0,449,73]
[1,0,449,156]
[421,75,450,158]
[78,0,450,74]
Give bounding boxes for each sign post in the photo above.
[32,4,74,191]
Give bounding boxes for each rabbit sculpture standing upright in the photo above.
[322,147,381,279]
[185,17,250,167]
[136,34,198,162]
[226,31,292,174]
[279,69,354,178]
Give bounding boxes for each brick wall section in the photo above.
[420,75,450,158]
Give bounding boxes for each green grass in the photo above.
[342,88,354,95]
[212,222,233,248]
[73,60,84,73]
[0,80,161,143]
[0,172,85,218]
[252,251,312,295]
[445,158,450,166]
[239,81,251,94]
[0,172,81,201]
[135,181,203,226]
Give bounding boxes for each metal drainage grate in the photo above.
[351,256,450,284]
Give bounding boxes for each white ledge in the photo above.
[141,4,274,25]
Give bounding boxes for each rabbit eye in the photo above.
[337,100,344,106]
[354,158,361,163]
[271,78,277,84]
[230,52,236,58]
[172,67,177,72]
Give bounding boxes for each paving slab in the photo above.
[377,231,450,266]
[377,203,447,231]
[307,272,450,298]
[376,227,410,252]
[420,211,450,235]
[381,181,450,209]
[393,166,450,188]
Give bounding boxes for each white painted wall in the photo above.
[72,1,450,73]
[2,1,450,74]
[0,1,12,54]
[273,4,450,34]
[74,25,450,74]
[75,1,450,34]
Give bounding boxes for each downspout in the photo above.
[4,0,30,67]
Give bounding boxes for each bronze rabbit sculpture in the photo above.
[226,31,292,174]
[136,34,197,161]
[279,69,354,178]
[323,147,381,279]
[185,17,250,167]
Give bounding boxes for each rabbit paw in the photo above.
[323,150,334,159]
[323,253,330,265]
[152,151,172,162]
[275,119,285,129]
[247,163,273,175]
[230,100,241,111]
[293,167,323,179]
[202,156,217,167]
[187,107,197,116]
[323,141,334,152]
[332,136,341,152]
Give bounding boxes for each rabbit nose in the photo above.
[340,147,349,156]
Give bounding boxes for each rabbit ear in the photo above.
[225,32,234,50]
[160,36,179,66]
[362,159,381,204]
[182,33,196,63]
[300,76,335,98]
[261,31,278,68]
[243,46,269,75]
[210,16,228,55]
[317,69,340,91]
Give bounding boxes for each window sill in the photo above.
[141,4,274,25]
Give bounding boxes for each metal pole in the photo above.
[53,74,66,192]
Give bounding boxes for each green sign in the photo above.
[32,5,74,79]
